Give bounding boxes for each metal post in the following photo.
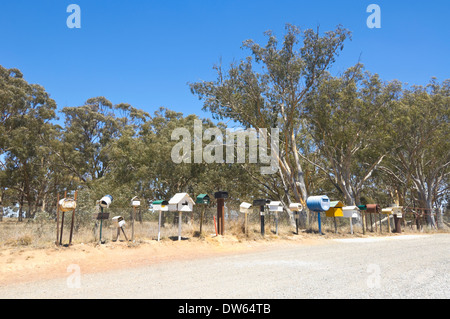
[178,211,182,241]
[260,206,265,236]
[131,206,135,242]
[158,210,162,241]
[59,211,65,246]
[275,212,279,236]
[317,211,322,235]
[99,206,104,243]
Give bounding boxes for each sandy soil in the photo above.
[0,234,328,286]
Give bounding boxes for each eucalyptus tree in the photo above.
[0,65,58,219]
[190,24,351,223]
[303,64,401,205]
[59,97,149,190]
[380,79,450,227]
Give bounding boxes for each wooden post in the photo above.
[387,215,391,233]
[379,213,382,233]
[275,212,279,236]
[349,217,353,235]
[334,217,337,234]
[245,211,248,236]
[199,206,205,234]
[362,212,366,235]
[56,193,60,246]
[217,198,225,235]
[68,190,77,246]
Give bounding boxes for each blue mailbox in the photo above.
[306,195,330,235]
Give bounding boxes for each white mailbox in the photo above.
[268,201,283,212]
[168,193,195,212]
[289,203,303,212]
[153,200,169,212]
[240,202,252,214]
[112,216,126,228]
[131,196,141,207]
[342,206,360,218]
[99,195,113,208]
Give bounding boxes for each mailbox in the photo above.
[306,195,330,235]
[392,206,403,218]
[240,202,252,213]
[112,216,126,228]
[152,200,169,211]
[168,193,195,212]
[306,196,330,212]
[59,198,77,212]
[214,191,229,199]
[358,205,367,211]
[253,199,270,236]
[131,196,141,207]
[326,201,344,218]
[196,194,210,205]
[382,206,403,217]
[168,193,195,241]
[268,201,283,212]
[342,206,360,218]
[99,195,113,208]
[289,203,303,212]
[253,199,270,207]
[366,204,380,214]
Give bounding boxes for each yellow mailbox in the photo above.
[326,201,344,217]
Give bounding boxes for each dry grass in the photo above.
[0,213,448,249]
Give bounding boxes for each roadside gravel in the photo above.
[1,234,448,299]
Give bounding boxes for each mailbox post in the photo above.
[130,196,141,242]
[56,190,78,247]
[366,204,380,232]
[240,202,252,236]
[196,194,210,235]
[169,193,195,241]
[268,201,283,235]
[358,205,367,235]
[342,206,360,235]
[112,216,128,241]
[306,195,331,235]
[214,191,228,236]
[289,203,303,235]
[98,195,113,244]
[326,201,344,234]
[392,206,403,233]
[153,200,168,241]
[253,199,270,236]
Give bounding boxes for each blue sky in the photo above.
[0,0,448,121]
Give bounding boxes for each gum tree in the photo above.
[190,24,351,224]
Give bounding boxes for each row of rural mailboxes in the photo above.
[82,192,403,218]
[305,195,403,217]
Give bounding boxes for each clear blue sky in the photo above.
[0,0,448,121]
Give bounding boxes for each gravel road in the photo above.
[1,234,449,299]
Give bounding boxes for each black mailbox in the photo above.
[214,191,229,199]
[253,199,270,207]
